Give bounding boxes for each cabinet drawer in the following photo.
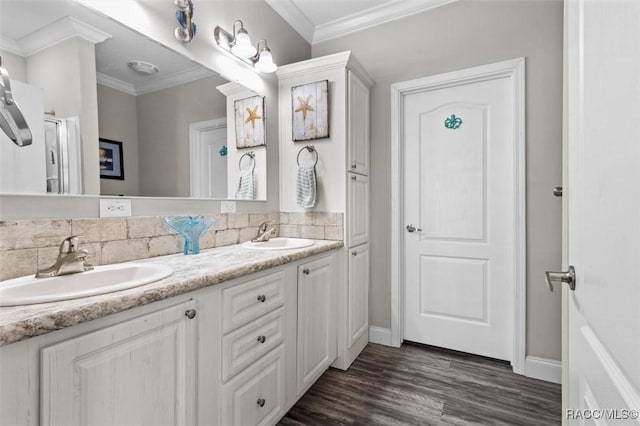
[222,271,285,334]
[221,345,285,426]
[222,308,285,382]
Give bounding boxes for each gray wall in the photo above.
[136,75,228,197]
[97,84,140,196]
[313,0,563,360]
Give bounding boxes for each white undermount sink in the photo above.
[242,237,315,251]
[0,263,173,307]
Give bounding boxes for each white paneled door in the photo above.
[564,0,640,422]
[403,63,523,362]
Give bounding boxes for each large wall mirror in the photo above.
[0,0,267,201]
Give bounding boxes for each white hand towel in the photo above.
[296,165,316,208]
[236,170,256,200]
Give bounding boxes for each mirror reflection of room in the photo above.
[0,0,267,201]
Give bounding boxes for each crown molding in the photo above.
[17,16,111,57]
[264,0,315,44]
[135,66,216,96]
[98,66,216,96]
[267,0,456,45]
[314,0,456,43]
[96,72,137,96]
[216,81,256,98]
[0,37,24,57]
[276,50,373,87]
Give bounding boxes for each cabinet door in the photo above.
[348,243,370,348]
[347,70,370,176]
[41,301,197,426]
[348,173,370,247]
[296,255,336,394]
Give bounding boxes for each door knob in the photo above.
[545,265,576,291]
[406,224,422,233]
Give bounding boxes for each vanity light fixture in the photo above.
[213,21,278,73]
[127,61,159,76]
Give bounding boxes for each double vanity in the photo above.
[0,237,342,425]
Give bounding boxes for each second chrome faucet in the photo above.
[36,236,94,278]
[252,220,276,243]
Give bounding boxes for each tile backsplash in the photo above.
[0,212,342,281]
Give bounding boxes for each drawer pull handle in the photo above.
[351,175,357,180]
[257,398,266,407]
[184,309,196,319]
[351,163,357,169]
[302,268,310,275]
[256,335,266,344]
[351,251,357,256]
[257,295,266,303]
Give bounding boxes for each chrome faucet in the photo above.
[252,220,276,243]
[36,236,94,278]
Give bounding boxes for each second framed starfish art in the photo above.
[234,95,265,148]
[292,80,329,141]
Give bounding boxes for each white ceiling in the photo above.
[265,0,456,44]
[0,0,217,96]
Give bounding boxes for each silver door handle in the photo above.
[545,265,576,291]
[406,224,422,233]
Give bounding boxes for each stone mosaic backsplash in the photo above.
[0,212,342,281]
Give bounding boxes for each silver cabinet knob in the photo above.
[257,294,266,303]
[302,268,310,275]
[545,265,576,291]
[406,224,422,233]
[184,309,196,319]
[257,398,266,407]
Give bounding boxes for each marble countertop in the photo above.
[0,239,343,346]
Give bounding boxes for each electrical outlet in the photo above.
[220,200,236,214]
[100,199,132,217]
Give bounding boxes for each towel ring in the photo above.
[239,151,256,172]
[296,145,318,167]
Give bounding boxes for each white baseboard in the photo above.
[525,356,562,384]
[369,326,392,346]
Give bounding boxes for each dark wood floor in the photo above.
[280,343,561,426]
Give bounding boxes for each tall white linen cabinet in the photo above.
[277,51,373,369]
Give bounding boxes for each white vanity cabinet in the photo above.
[219,270,289,426]
[0,248,339,426]
[296,255,336,395]
[348,243,370,348]
[277,52,373,371]
[348,173,370,247]
[347,70,370,176]
[41,301,198,426]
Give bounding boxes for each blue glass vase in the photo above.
[165,215,216,255]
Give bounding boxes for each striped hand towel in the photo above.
[235,169,256,200]
[296,165,316,208]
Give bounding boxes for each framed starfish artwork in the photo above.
[234,95,265,148]
[291,80,329,141]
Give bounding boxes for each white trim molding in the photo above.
[189,118,227,198]
[97,66,215,97]
[369,326,392,346]
[266,0,457,44]
[390,58,527,374]
[5,16,111,58]
[525,356,562,384]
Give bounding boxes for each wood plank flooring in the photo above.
[279,343,561,426]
